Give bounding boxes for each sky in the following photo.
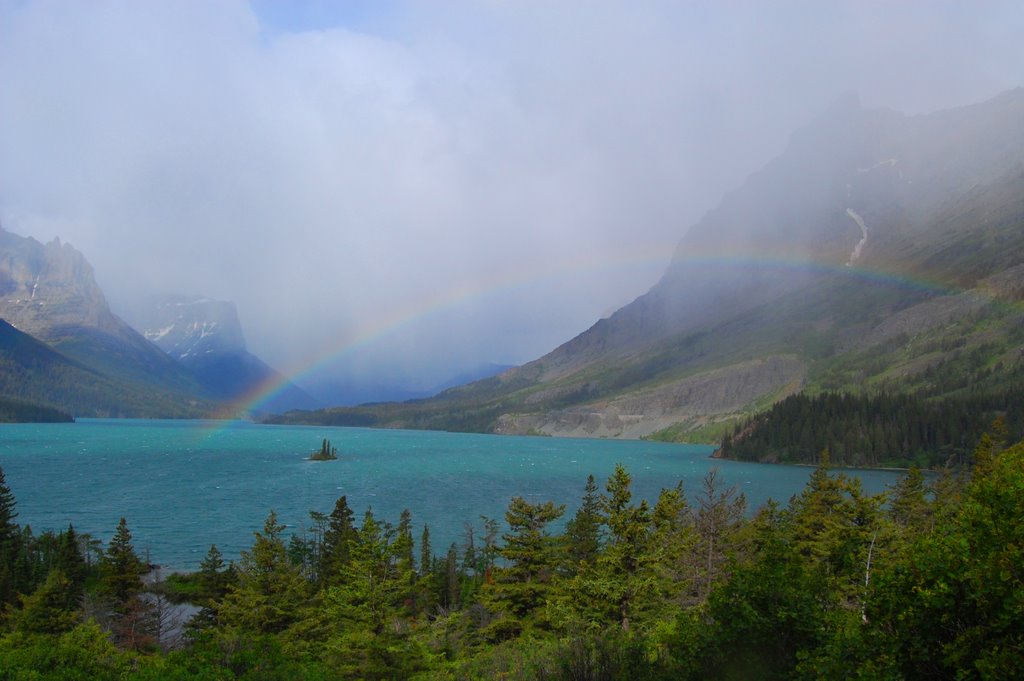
[1,1,1022,402]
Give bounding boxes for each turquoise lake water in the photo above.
[0,419,907,571]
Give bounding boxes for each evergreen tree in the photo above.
[0,465,22,608]
[319,495,357,586]
[187,544,231,633]
[565,474,602,572]
[11,569,80,634]
[482,497,565,638]
[218,510,310,634]
[600,464,653,631]
[419,525,432,580]
[693,468,746,601]
[444,543,460,610]
[323,508,426,679]
[100,517,144,610]
[54,524,88,604]
[887,466,931,531]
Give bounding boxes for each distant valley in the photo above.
[269,89,1024,463]
[2,89,1022,463]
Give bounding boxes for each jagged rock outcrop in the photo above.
[0,225,204,394]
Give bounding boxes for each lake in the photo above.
[0,419,907,570]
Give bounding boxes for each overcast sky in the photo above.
[1,1,1022,399]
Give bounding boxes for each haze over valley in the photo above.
[3,1,1023,410]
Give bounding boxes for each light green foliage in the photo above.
[0,620,129,680]
[10,569,79,635]
[217,511,310,635]
[322,508,427,678]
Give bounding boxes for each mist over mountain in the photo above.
[121,294,318,413]
[0,226,217,416]
[3,1,1021,397]
[270,89,1024,437]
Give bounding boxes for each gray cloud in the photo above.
[1,0,1022,398]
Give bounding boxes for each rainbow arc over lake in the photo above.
[216,248,997,423]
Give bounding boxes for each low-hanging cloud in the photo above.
[1,0,1022,400]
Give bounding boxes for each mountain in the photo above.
[0,318,207,417]
[126,294,318,413]
[269,89,1024,438]
[0,226,213,416]
[302,362,518,407]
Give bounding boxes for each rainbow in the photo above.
[207,245,676,423]
[205,247,1005,429]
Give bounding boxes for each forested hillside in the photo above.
[1,432,1021,679]
[717,390,1024,468]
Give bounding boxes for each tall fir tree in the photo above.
[319,495,358,587]
[217,510,310,635]
[482,497,565,638]
[565,474,602,572]
[100,517,144,611]
[0,465,21,608]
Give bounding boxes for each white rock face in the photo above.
[136,295,248,360]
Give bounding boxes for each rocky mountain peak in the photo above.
[0,224,117,338]
[131,294,248,360]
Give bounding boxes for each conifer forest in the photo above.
[1,426,1021,680]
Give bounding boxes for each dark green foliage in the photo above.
[720,389,1024,467]
[318,495,357,587]
[1,433,1023,679]
[0,465,21,608]
[482,497,565,635]
[700,503,830,680]
[308,438,338,460]
[565,474,602,572]
[100,517,145,609]
[859,441,1024,679]
[0,396,73,423]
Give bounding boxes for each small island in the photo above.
[308,438,338,461]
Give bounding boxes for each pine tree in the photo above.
[693,468,746,600]
[482,496,564,638]
[600,464,653,631]
[319,495,358,586]
[11,569,80,634]
[0,465,21,607]
[100,517,144,610]
[888,467,931,531]
[565,474,602,572]
[217,510,310,634]
[419,525,432,580]
[54,524,88,604]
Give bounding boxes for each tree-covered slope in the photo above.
[0,319,210,418]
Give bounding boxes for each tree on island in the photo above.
[309,438,338,461]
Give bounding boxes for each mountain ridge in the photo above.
[268,88,1024,439]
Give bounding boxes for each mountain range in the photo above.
[269,89,1024,440]
[123,294,317,413]
[0,226,312,417]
